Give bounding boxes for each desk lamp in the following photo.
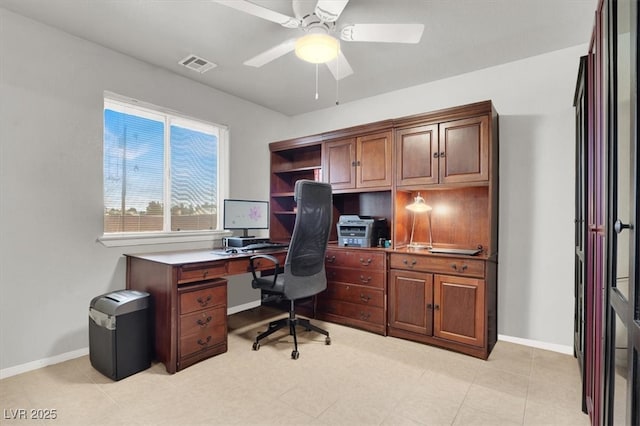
[406,193,432,249]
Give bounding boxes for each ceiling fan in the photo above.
[213,0,424,80]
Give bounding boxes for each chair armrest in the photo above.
[249,254,280,287]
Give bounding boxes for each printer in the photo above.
[336,215,388,247]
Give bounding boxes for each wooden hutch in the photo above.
[268,100,499,359]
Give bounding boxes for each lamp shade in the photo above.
[295,33,340,64]
[405,194,432,213]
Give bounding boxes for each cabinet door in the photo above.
[356,131,392,188]
[434,274,485,347]
[438,116,489,183]
[388,270,433,335]
[396,125,439,186]
[325,138,356,190]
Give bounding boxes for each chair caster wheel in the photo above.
[252,342,260,351]
[291,350,300,359]
[325,337,331,345]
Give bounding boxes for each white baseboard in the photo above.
[498,334,574,355]
[1,318,571,379]
[1,302,262,380]
[0,347,89,380]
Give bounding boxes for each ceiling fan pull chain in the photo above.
[315,64,319,100]
[335,47,340,105]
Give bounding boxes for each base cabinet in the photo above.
[388,252,494,359]
[177,279,227,371]
[433,274,485,347]
[317,248,387,335]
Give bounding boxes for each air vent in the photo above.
[179,54,217,73]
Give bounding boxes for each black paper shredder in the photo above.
[89,290,151,380]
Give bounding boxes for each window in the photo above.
[102,95,228,242]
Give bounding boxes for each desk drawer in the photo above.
[180,306,226,337]
[179,323,226,358]
[319,282,384,308]
[226,253,286,275]
[178,262,226,284]
[389,253,484,278]
[325,249,385,270]
[325,266,385,289]
[180,281,227,314]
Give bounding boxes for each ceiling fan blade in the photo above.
[314,0,349,22]
[340,23,424,43]
[212,0,300,28]
[325,50,353,80]
[243,38,297,67]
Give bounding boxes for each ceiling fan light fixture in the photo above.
[295,33,340,64]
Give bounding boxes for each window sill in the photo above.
[98,230,233,248]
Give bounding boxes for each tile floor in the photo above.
[0,307,590,425]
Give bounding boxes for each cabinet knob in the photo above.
[434,304,440,310]
[433,152,439,158]
[614,219,633,234]
[427,303,433,309]
[440,151,445,158]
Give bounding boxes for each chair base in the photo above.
[252,303,330,359]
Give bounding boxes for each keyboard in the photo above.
[239,242,289,251]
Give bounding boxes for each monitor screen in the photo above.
[223,199,269,236]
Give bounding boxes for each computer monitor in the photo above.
[223,199,269,237]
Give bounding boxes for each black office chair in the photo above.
[248,180,333,359]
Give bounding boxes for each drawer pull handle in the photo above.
[197,336,212,346]
[202,270,209,278]
[403,259,417,268]
[359,258,372,266]
[434,304,440,310]
[360,294,371,303]
[197,316,213,327]
[196,295,212,307]
[451,263,457,271]
[427,303,433,309]
[461,264,468,272]
[326,255,336,263]
[359,275,372,283]
[359,312,371,320]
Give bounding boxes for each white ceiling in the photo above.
[0,0,596,116]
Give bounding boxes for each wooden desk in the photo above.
[126,249,287,373]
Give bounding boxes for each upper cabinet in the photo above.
[268,101,497,247]
[396,115,489,187]
[395,124,439,186]
[438,116,489,184]
[325,130,392,191]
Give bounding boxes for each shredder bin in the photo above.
[89,290,150,380]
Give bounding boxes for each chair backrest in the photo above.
[282,180,333,300]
